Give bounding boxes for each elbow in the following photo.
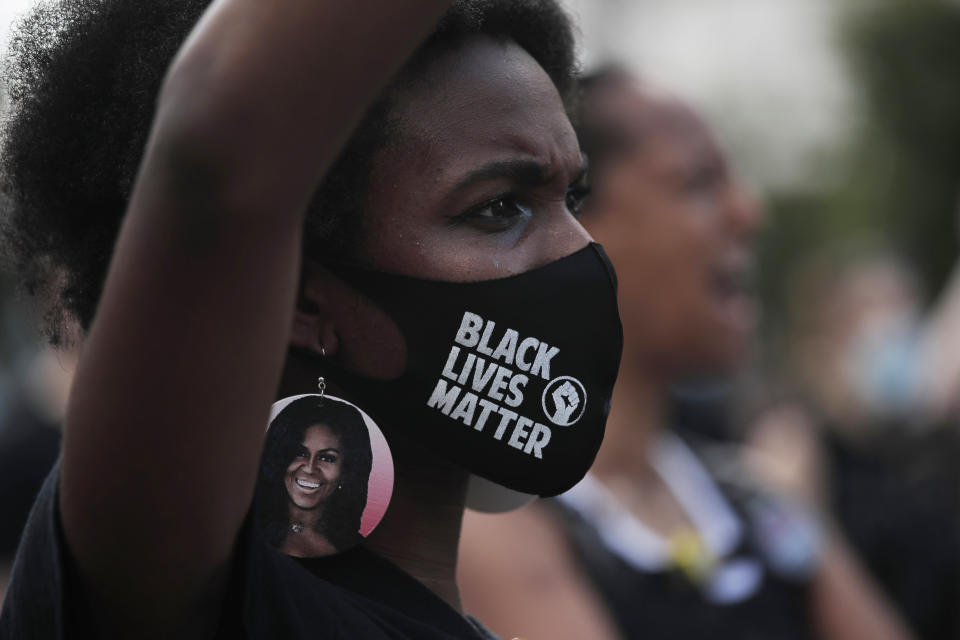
[147,41,319,223]
[150,68,246,200]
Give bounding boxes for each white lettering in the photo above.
[457,352,476,385]
[427,379,461,415]
[474,398,500,432]
[507,416,534,450]
[524,423,552,459]
[454,312,484,348]
[477,320,496,356]
[515,337,539,372]
[491,329,518,364]
[441,346,461,382]
[450,391,478,425]
[531,343,560,380]
[505,374,528,407]
[488,366,513,401]
[493,407,518,440]
[470,357,498,394]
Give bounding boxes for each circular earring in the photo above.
[261,393,394,558]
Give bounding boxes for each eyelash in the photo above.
[465,195,533,224]
[455,178,591,228]
[296,450,338,464]
[566,181,591,217]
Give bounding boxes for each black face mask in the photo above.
[304,242,622,497]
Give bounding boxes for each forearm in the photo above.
[917,258,960,418]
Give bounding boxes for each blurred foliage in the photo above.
[759,0,960,348]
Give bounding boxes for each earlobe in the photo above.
[288,259,407,379]
[290,260,407,380]
[290,264,340,358]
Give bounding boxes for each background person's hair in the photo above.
[0,0,578,345]
[572,64,641,215]
[255,397,373,551]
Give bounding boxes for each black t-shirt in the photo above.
[546,441,815,640]
[827,429,960,640]
[0,462,498,640]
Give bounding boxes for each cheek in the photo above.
[322,463,342,480]
[610,217,709,306]
[613,225,720,350]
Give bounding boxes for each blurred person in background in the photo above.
[787,240,960,428]
[748,239,960,640]
[458,67,915,640]
[744,5,960,635]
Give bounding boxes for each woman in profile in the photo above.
[0,0,622,637]
[459,67,916,640]
[256,397,372,557]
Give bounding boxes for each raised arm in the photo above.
[916,227,960,420]
[59,0,448,633]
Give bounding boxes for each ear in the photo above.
[291,262,342,358]
[289,260,407,379]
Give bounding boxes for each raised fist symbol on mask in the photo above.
[550,381,580,424]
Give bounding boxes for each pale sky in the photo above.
[562,0,859,191]
[0,0,33,51]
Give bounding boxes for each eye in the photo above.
[319,453,339,464]
[296,447,309,459]
[682,161,724,195]
[454,194,533,230]
[566,182,591,217]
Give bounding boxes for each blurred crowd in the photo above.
[2,0,959,638]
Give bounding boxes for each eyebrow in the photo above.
[451,157,586,194]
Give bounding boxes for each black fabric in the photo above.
[309,242,622,497]
[0,462,499,640]
[546,462,814,640]
[826,429,960,640]
[0,402,61,556]
[0,465,66,640]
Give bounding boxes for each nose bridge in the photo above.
[551,207,594,256]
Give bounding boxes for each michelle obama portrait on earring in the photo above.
[255,397,373,557]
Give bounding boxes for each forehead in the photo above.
[393,37,575,162]
[303,423,338,447]
[368,37,579,199]
[597,81,720,162]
